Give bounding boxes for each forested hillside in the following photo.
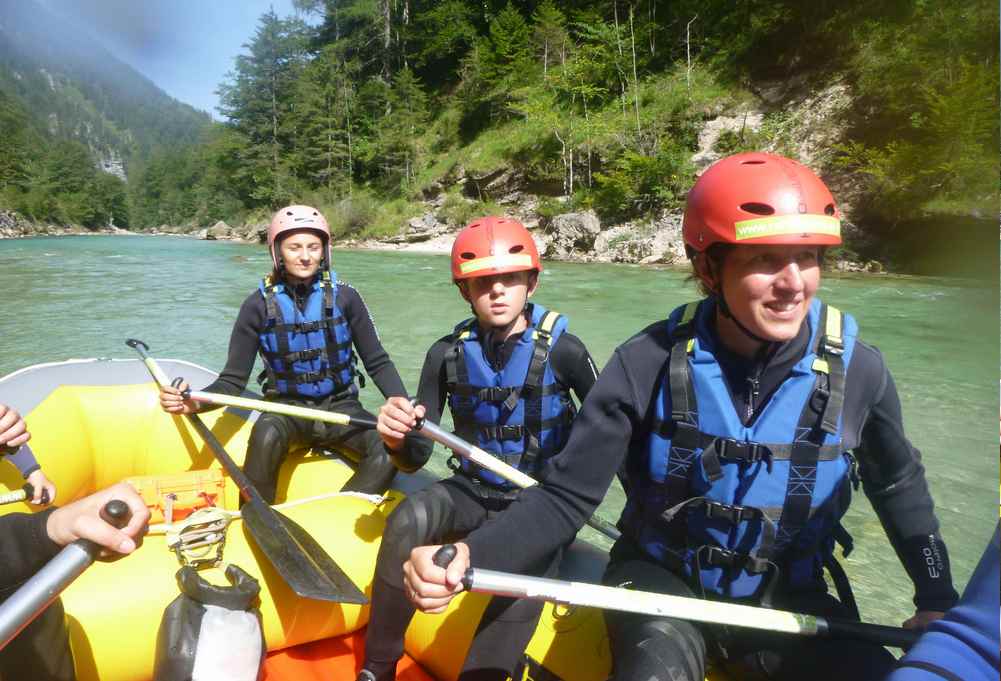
[1,1,996,272]
[0,0,210,228]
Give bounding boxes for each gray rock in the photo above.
[544,210,601,259]
[207,220,232,240]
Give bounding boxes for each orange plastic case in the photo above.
[125,469,227,524]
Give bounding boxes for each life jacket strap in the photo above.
[697,545,771,574]
[700,437,774,482]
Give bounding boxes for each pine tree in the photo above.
[217,10,311,207]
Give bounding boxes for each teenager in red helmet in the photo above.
[159,205,407,501]
[358,216,598,681]
[402,154,957,681]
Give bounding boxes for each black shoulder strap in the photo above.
[771,304,846,557]
[520,310,563,473]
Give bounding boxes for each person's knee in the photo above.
[609,617,706,681]
[341,444,396,494]
[247,415,291,464]
[378,486,455,572]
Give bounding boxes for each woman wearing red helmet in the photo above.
[357,216,599,681]
[158,205,408,502]
[401,154,957,681]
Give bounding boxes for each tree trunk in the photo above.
[686,15,698,94]
[381,0,392,80]
[648,0,656,57]
[629,4,642,144]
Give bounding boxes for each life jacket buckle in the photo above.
[716,438,770,465]
[700,545,743,569]
[704,501,757,525]
[821,335,844,356]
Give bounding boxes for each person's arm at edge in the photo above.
[551,332,599,403]
[0,508,61,597]
[6,443,40,479]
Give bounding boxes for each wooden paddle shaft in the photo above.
[461,568,919,648]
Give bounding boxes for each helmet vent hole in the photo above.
[740,202,774,215]
[741,160,766,165]
[824,203,836,216]
[460,251,477,260]
[509,244,524,254]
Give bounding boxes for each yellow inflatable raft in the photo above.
[0,358,731,681]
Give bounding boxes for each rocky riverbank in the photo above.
[0,80,886,273]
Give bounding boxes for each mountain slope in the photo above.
[0,0,210,179]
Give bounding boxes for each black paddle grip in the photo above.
[823,617,920,649]
[21,483,50,506]
[432,545,474,592]
[433,544,457,568]
[100,500,131,529]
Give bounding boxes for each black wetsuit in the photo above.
[200,280,408,501]
[362,316,598,681]
[448,315,958,681]
[0,509,75,681]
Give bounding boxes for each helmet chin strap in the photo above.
[703,254,773,349]
[714,293,772,347]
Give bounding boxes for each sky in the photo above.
[37,0,311,118]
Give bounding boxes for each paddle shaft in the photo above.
[415,420,621,541]
[126,340,367,603]
[431,547,917,649]
[127,346,266,505]
[0,484,48,506]
[0,500,130,650]
[195,387,603,544]
[184,390,378,430]
[170,388,620,541]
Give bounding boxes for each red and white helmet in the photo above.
[267,205,331,269]
[683,152,841,254]
[450,216,542,282]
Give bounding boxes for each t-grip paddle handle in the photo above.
[431,544,474,591]
[100,499,131,530]
[432,544,456,568]
[21,483,50,506]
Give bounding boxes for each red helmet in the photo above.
[683,152,841,253]
[450,216,542,282]
[268,205,331,269]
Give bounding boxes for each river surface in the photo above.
[2,234,997,628]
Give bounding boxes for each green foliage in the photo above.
[436,190,503,227]
[25,0,982,259]
[589,144,692,222]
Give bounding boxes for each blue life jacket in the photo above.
[257,271,357,400]
[445,304,575,489]
[620,298,857,600]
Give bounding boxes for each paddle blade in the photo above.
[240,500,368,604]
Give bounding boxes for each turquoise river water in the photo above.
[1,235,997,629]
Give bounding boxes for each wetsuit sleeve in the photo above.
[849,344,959,612]
[5,443,40,479]
[339,285,408,399]
[551,333,599,403]
[200,292,265,398]
[387,337,452,473]
[463,347,641,572]
[0,508,61,598]
[887,522,1000,681]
